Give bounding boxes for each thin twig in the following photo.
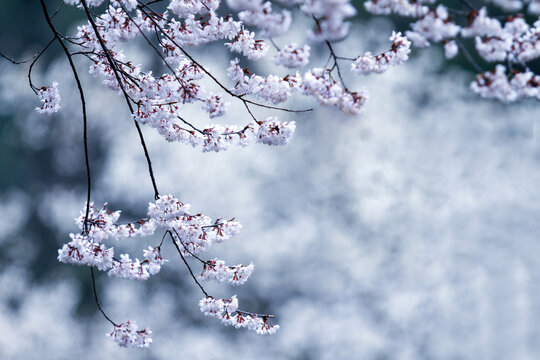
[91,268,117,326]
[169,231,210,297]
[455,38,484,73]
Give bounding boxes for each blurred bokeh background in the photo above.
[1,1,540,359]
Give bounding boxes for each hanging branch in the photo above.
[80,0,160,200]
[39,0,92,233]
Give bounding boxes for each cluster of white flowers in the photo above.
[111,0,138,11]
[471,65,540,102]
[462,12,540,64]
[273,44,311,69]
[161,13,241,49]
[57,233,114,270]
[108,248,166,281]
[226,29,269,60]
[303,68,369,115]
[36,0,415,145]
[202,94,229,118]
[35,82,60,115]
[108,321,152,349]
[228,0,292,36]
[301,0,357,41]
[227,58,302,101]
[57,203,164,281]
[363,0,540,103]
[199,296,279,334]
[168,0,220,18]
[148,194,242,254]
[364,0,431,17]
[351,31,411,75]
[200,259,255,285]
[73,203,156,241]
[405,5,460,48]
[255,117,297,145]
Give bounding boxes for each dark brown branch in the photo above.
[168,230,210,297]
[91,268,117,326]
[168,230,275,319]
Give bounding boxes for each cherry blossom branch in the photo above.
[168,230,275,319]
[0,36,54,65]
[0,37,56,96]
[172,229,207,264]
[80,0,160,200]
[117,3,193,95]
[39,0,92,233]
[137,5,312,114]
[312,16,348,89]
[169,230,210,297]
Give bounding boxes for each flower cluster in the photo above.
[168,0,220,18]
[200,259,255,285]
[301,0,357,41]
[57,203,164,281]
[463,13,540,64]
[35,82,61,115]
[273,44,311,69]
[255,117,297,145]
[199,296,279,334]
[363,0,540,103]
[226,29,269,60]
[470,65,540,102]
[351,32,411,75]
[108,248,166,281]
[228,0,292,36]
[57,233,114,270]
[364,0,430,17]
[108,321,152,349]
[303,68,369,115]
[405,5,460,48]
[202,94,229,118]
[148,194,242,255]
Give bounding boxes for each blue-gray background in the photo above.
[1,2,539,359]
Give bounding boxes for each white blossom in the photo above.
[226,30,268,60]
[108,321,152,348]
[167,0,220,18]
[470,64,540,102]
[351,31,411,75]
[35,82,60,115]
[406,5,460,47]
[202,93,229,118]
[200,296,279,335]
[273,44,311,69]
[200,258,255,285]
[444,40,459,59]
[301,0,357,41]
[255,117,296,145]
